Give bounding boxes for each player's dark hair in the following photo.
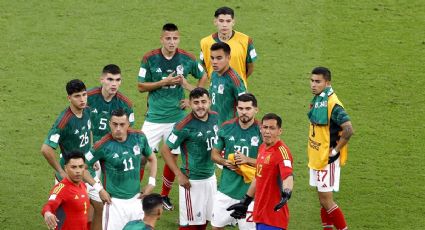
[63,151,85,165]
[143,193,163,215]
[238,93,257,107]
[312,66,331,81]
[211,42,231,56]
[214,6,234,18]
[189,87,209,100]
[162,23,178,32]
[102,64,121,75]
[110,108,127,119]
[262,113,282,128]
[66,79,86,95]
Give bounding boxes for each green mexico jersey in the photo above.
[209,67,246,126]
[87,87,135,142]
[138,48,205,123]
[213,118,262,199]
[43,107,92,180]
[86,129,152,199]
[166,112,219,180]
[123,220,153,230]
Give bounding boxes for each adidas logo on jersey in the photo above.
[74,129,79,134]
[322,184,328,188]
[92,108,98,113]
[74,195,79,199]
[113,153,119,158]
[229,136,235,141]
[156,68,162,73]
[197,132,203,137]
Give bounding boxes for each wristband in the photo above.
[93,182,103,193]
[331,149,338,156]
[148,177,156,186]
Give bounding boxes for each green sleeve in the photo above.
[166,127,187,150]
[140,134,152,157]
[246,39,257,63]
[331,104,350,125]
[191,60,205,79]
[138,59,152,83]
[233,80,247,98]
[213,128,225,150]
[43,120,63,149]
[126,106,135,127]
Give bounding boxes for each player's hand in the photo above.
[99,189,112,204]
[223,160,238,171]
[140,184,154,199]
[227,194,253,219]
[177,173,191,189]
[162,71,182,86]
[234,151,249,165]
[180,99,189,110]
[44,211,58,229]
[274,189,292,211]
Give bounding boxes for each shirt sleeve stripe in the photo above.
[279,146,289,160]
[52,183,65,195]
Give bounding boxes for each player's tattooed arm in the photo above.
[341,121,354,140]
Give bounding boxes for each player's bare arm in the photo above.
[246,63,254,78]
[161,144,191,189]
[138,71,181,93]
[332,121,354,155]
[211,147,237,170]
[40,144,66,179]
[141,153,158,198]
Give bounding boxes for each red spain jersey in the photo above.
[253,140,293,229]
[41,178,89,230]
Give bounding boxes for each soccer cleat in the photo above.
[162,196,174,211]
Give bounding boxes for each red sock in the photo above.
[139,168,145,181]
[327,205,348,230]
[197,223,208,230]
[321,207,333,229]
[161,164,175,196]
[86,221,91,230]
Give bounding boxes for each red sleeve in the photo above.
[277,145,293,180]
[41,183,66,216]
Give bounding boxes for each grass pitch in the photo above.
[0,0,424,229]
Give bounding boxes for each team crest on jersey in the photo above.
[251,136,259,146]
[218,84,224,94]
[264,154,271,164]
[213,125,219,133]
[176,65,184,75]
[133,145,141,155]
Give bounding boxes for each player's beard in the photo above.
[192,109,208,120]
[239,115,253,124]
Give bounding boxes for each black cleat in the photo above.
[162,196,174,211]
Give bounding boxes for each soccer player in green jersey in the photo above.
[137,23,207,210]
[87,64,134,230]
[161,87,218,230]
[85,108,158,230]
[123,193,163,230]
[209,42,247,126]
[88,64,134,143]
[211,93,261,230]
[41,79,92,182]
